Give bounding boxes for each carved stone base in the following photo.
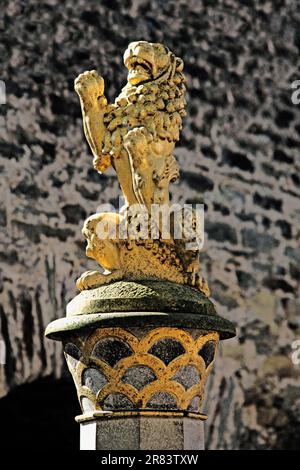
[63,326,218,415]
[45,279,236,340]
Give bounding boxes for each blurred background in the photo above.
[0,0,299,449]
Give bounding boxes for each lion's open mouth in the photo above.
[127,56,152,73]
[126,56,153,85]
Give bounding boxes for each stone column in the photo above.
[45,40,236,450]
[45,280,235,450]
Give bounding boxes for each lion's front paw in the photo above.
[74,70,105,106]
[76,270,105,291]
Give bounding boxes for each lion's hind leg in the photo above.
[124,127,153,207]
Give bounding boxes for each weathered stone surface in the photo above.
[45,280,235,340]
[0,0,299,450]
[96,417,140,450]
[80,415,205,450]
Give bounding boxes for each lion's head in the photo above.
[123,41,182,86]
[101,41,186,166]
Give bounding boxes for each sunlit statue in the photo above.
[74,41,208,295]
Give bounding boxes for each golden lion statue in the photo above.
[74,41,209,296]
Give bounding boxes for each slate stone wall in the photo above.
[0,0,299,449]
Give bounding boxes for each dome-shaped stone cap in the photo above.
[45,280,236,341]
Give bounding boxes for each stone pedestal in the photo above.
[45,280,235,450]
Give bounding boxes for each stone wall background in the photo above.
[0,0,299,449]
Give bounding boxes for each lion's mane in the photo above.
[102,57,187,160]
